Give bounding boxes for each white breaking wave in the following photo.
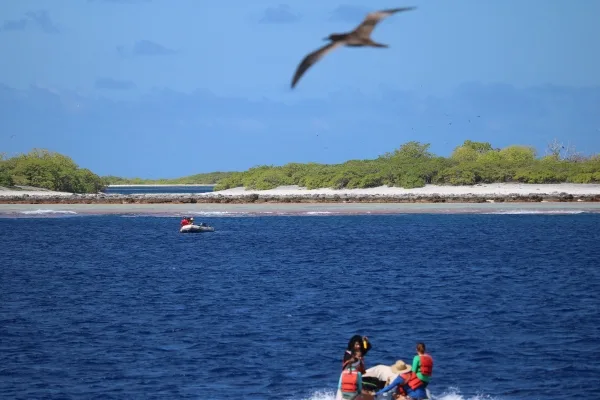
[486,210,586,215]
[189,211,237,216]
[187,211,341,217]
[292,388,498,400]
[20,209,77,215]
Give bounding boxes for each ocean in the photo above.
[1,211,600,400]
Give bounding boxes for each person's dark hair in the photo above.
[416,342,426,353]
[347,335,363,350]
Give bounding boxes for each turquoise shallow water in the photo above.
[1,213,600,400]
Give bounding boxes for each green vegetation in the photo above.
[0,149,107,193]
[213,139,600,191]
[3,139,599,194]
[102,171,233,185]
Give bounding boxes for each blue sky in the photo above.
[1,0,599,178]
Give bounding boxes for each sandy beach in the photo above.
[212,183,600,197]
[0,185,74,197]
[1,184,600,217]
[2,183,600,203]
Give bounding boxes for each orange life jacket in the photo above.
[341,369,360,393]
[406,372,425,390]
[391,372,420,395]
[419,354,433,377]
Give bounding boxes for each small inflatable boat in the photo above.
[180,224,215,233]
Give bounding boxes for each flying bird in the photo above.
[290,7,416,89]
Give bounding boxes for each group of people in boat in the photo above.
[180,216,195,227]
[336,335,433,400]
[180,216,208,227]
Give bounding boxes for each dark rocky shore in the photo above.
[2,192,600,204]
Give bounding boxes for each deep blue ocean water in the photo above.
[103,185,214,195]
[1,213,600,400]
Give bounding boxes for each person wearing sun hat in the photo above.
[362,359,407,391]
[374,360,428,399]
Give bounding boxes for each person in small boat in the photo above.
[362,360,409,392]
[375,343,433,400]
[410,342,433,390]
[188,217,195,225]
[343,348,366,374]
[337,349,364,400]
[343,335,371,372]
[180,217,191,227]
[374,360,428,399]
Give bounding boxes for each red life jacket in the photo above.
[180,219,190,226]
[406,372,426,390]
[393,372,424,394]
[419,354,433,377]
[341,369,359,393]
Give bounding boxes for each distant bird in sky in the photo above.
[290,7,417,89]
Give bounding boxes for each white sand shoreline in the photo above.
[210,183,600,197]
[3,183,600,215]
[3,183,600,198]
[1,183,600,216]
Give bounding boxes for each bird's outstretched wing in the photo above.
[291,41,344,88]
[352,7,416,38]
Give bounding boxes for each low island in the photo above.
[2,183,600,205]
[2,141,600,207]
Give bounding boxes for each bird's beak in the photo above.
[323,37,329,41]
